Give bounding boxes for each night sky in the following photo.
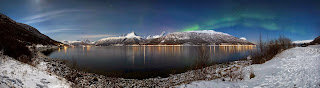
[1,0,319,42]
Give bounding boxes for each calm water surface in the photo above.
[43,46,255,79]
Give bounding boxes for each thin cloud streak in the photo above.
[22,9,88,20]
[20,9,92,24]
[24,15,57,24]
[42,28,80,33]
[80,34,116,39]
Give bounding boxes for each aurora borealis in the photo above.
[0,0,319,42]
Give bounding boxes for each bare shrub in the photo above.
[237,68,245,81]
[252,35,293,64]
[258,33,265,53]
[17,55,31,63]
[0,35,33,64]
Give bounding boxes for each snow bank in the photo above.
[179,45,320,88]
[0,55,71,88]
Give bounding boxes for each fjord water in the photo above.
[43,46,255,79]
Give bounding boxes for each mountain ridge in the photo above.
[0,13,59,59]
[96,30,254,46]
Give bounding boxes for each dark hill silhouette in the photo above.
[0,13,59,62]
[310,36,320,45]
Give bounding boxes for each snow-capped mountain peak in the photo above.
[96,32,143,46]
[146,31,166,39]
[96,30,254,46]
[83,39,91,44]
[240,37,247,40]
[146,35,152,39]
[125,32,141,39]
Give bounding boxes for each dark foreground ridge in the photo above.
[310,36,320,45]
[0,13,59,62]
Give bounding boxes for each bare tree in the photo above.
[258,33,264,53]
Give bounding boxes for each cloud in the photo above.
[24,15,59,24]
[42,28,79,33]
[53,34,116,41]
[79,34,116,38]
[19,9,91,24]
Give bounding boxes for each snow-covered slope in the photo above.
[146,30,253,45]
[0,54,71,88]
[179,45,320,88]
[95,32,142,46]
[146,31,166,39]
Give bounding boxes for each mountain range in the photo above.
[96,30,254,46]
[63,39,95,46]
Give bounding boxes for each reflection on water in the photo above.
[44,45,255,79]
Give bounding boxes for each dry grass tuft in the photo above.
[249,68,255,79]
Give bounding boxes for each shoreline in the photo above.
[129,45,256,47]
[92,44,256,47]
[35,45,252,87]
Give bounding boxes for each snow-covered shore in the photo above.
[179,45,320,88]
[1,45,319,87]
[0,54,71,88]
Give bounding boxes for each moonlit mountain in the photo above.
[62,39,95,46]
[146,31,166,39]
[96,30,254,46]
[145,30,253,45]
[95,32,142,46]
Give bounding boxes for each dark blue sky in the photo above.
[1,0,319,42]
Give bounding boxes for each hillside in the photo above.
[0,13,59,60]
[309,36,320,45]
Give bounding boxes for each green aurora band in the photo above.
[181,12,305,35]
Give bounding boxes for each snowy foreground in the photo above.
[1,45,319,88]
[0,55,71,88]
[179,45,320,88]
